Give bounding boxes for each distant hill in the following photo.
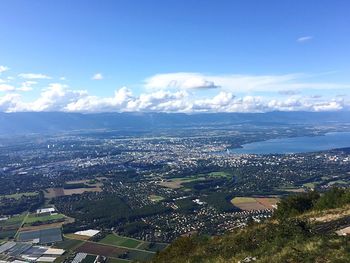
[0,111,350,135]
[150,188,350,263]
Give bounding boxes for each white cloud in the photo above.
[19,83,88,111]
[0,93,22,112]
[0,81,37,93]
[0,84,15,92]
[1,84,347,113]
[145,73,220,90]
[92,73,103,80]
[65,87,132,112]
[18,73,51,79]
[0,69,349,113]
[17,81,37,92]
[0,65,9,73]
[312,100,343,111]
[297,36,313,43]
[127,90,189,112]
[144,72,349,93]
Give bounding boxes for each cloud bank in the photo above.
[0,67,349,113]
[0,84,347,113]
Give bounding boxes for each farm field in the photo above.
[148,195,164,202]
[44,179,104,198]
[24,213,66,224]
[0,192,38,200]
[158,176,206,189]
[54,238,85,250]
[231,197,279,211]
[76,242,128,258]
[66,178,107,185]
[207,171,231,178]
[81,254,97,263]
[99,234,141,248]
[303,182,316,189]
[71,233,157,262]
[17,227,63,243]
[276,186,305,193]
[255,197,279,209]
[106,258,131,263]
[137,242,168,252]
[0,214,25,228]
[231,197,256,204]
[44,185,102,198]
[99,234,167,253]
[158,171,232,189]
[65,233,92,241]
[0,230,16,239]
[0,214,26,239]
[126,250,154,261]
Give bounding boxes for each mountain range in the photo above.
[0,111,350,135]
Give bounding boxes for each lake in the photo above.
[230,132,350,154]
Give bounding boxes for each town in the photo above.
[1,123,350,262]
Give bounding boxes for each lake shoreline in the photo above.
[226,131,350,155]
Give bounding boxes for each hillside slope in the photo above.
[151,188,350,263]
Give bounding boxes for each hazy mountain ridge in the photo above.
[1,111,350,135]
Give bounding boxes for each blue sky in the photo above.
[0,0,349,112]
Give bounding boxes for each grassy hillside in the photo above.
[151,188,350,263]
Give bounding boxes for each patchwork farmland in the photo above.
[55,232,168,262]
[44,179,104,198]
[231,197,279,211]
[99,234,141,248]
[0,214,26,240]
[75,241,155,262]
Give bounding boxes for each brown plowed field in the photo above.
[75,242,127,258]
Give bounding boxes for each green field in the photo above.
[207,171,231,178]
[231,197,256,204]
[54,238,85,250]
[137,242,168,252]
[99,234,141,248]
[0,214,26,227]
[328,180,348,185]
[149,195,164,202]
[81,255,97,263]
[24,213,65,224]
[173,176,205,182]
[62,234,160,262]
[160,171,234,189]
[303,182,316,189]
[0,192,38,200]
[127,250,154,261]
[0,230,16,239]
[107,258,131,263]
[0,214,26,239]
[163,171,232,188]
[276,186,305,193]
[186,171,231,178]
